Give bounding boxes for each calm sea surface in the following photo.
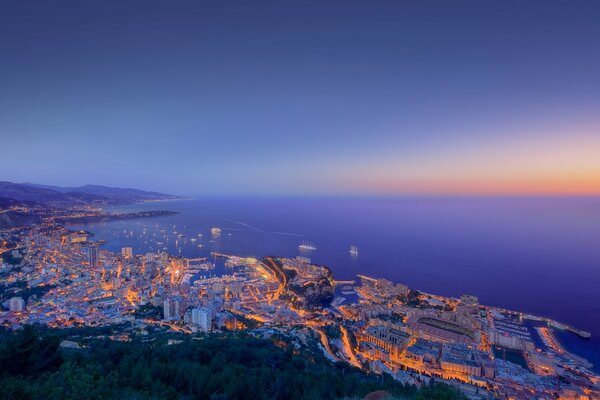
[72,196,600,370]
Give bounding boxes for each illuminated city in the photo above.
[2,0,600,399]
[1,196,599,399]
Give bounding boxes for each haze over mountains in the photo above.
[0,181,178,207]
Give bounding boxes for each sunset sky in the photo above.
[1,0,599,195]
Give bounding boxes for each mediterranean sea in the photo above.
[71,196,600,371]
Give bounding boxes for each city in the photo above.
[1,201,598,399]
[2,1,600,398]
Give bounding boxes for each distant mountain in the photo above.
[0,181,179,207]
[27,183,180,203]
[0,181,104,205]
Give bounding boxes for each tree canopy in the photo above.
[0,326,466,400]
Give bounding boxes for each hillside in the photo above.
[0,181,178,207]
[0,210,40,229]
[0,196,36,209]
[0,326,466,400]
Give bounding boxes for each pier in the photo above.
[356,274,378,283]
[333,280,356,286]
[567,327,592,339]
[489,306,593,339]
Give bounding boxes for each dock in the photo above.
[568,327,592,339]
[333,280,356,286]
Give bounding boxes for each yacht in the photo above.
[298,241,317,251]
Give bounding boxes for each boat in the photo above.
[349,245,359,255]
[190,238,197,242]
[331,297,346,307]
[298,241,317,251]
[211,227,221,236]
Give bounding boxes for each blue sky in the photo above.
[1,0,599,195]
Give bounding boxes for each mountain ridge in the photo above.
[0,181,179,207]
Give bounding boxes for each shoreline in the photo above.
[140,196,193,203]
[73,202,599,374]
[546,327,594,369]
[61,210,178,225]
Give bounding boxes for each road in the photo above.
[261,257,287,300]
[317,328,341,362]
[340,325,362,368]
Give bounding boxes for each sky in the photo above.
[1,0,599,196]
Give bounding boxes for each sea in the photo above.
[71,196,600,371]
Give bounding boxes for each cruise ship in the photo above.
[298,241,317,251]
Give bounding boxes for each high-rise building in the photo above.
[191,307,212,333]
[163,299,171,320]
[173,298,181,319]
[163,298,182,321]
[87,245,98,269]
[9,296,25,312]
[33,233,44,247]
[121,247,133,258]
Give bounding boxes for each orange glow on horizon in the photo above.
[345,176,600,196]
[322,122,600,196]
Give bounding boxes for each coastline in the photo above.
[5,196,600,398]
[546,327,594,369]
[72,196,600,375]
[140,196,193,203]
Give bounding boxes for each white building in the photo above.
[191,307,212,333]
[163,299,172,320]
[121,247,133,258]
[9,296,25,312]
[173,299,181,319]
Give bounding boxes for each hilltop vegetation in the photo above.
[0,208,40,229]
[0,326,466,400]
